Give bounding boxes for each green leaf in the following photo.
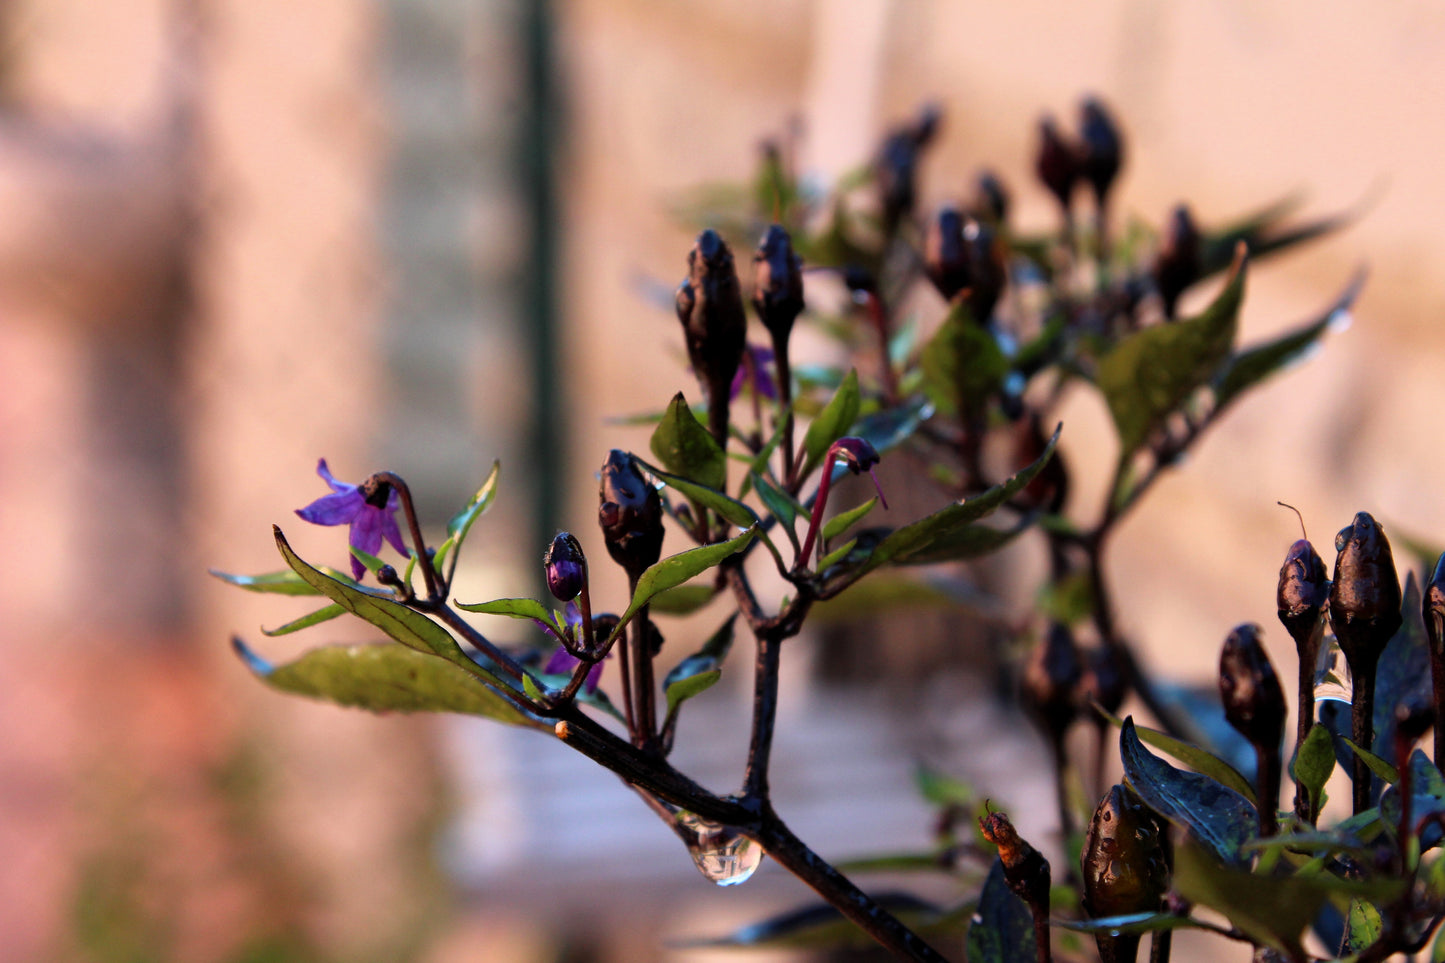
[1095,245,1247,459]
[1212,269,1363,411]
[800,368,860,480]
[647,582,718,616]
[1055,913,1211,936]
[1342,898,1383,955]
[817,538,856,572]
[915,765,976,808]
[822,426,1058,592]
[273,527,513,690]
[810,573,998,624]
[1200,194,1355,278]
[1119,717,1256,864]
[920,304,1009,419]
[822,497,877,545]
[889,516,1033,567]
[750,471,802,549]
[966,858,1035,963]
[261,603,347,637]
[209,567,353,596]
[663,614,736,716]
[650,393,726,491]
[455,596,565,637]
[522,672,547,702]
[1342,737,1400,786]
[348,544,387,576]
[1292,723,1335,817]
[1101,712,1256,803]
[633,457,758,533]
[1037,570,1094,627]
[435,460,501,574]
[1379,749,1445,851]
[615,527,757,637]
[232,638,539,728]
[1171,840,1318,957]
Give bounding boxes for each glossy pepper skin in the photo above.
[923,206,969,303]
[1021,622,1083,747]
[543,531,586,602]
[978,808,1052,962]
[1219,623,1286,835]
[675,229,747,445]
[1082,785,1169,963]
[1276,537,1329,818]
[751,224,804,340]
[597,450,664,579]
[1329,511,1403,814]
[1035,115,1078,215]
[1078,97,1123,210]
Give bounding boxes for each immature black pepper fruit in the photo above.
[1082,785,1169,963]
[543,532,586,602]
[1078,97,1123,210]
[1277,535,1329,817]
[1035,115,1078,214]
[1021,622,1083,745]
[973,169,1009,226]
[597,450,664,578]
[1219,624,1287,749]
[875,103,941,236]
[750,224,804,341]
[675,229,747,444]
[962,216,1007,324]
[1219,623,1286,834]
[923,206,968,303]
[1427,553,1445,769]
[1153,204,1201,319]
[1330,511,1402,814]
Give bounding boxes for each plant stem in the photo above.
[771,332,796,482]
[1253,738,1281,837]
[743,627,781,802]
[1351,659,1378,816]
[374,471,441,601]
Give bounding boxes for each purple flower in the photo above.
[730,344,778,401]
[542,602,607,693]
[831,437,889,509]
[295,459,408,580]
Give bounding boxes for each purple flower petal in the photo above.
[378,507,408,556]
[296,490,365,526]
[584,661,605,694]
[349,507,386,558]
[315,458,351,493]
[545,647,580,675]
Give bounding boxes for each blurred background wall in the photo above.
[3,1,1445,961]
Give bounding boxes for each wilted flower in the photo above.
[296,459,407,580]
[829,437,888,509]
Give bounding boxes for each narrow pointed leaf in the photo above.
[1096,245,1247,458]
[1101,711,1256,803]
[349,544,387,576]
[1212,269,1364,410]
[261,603,347,637]
[632,457,761,534]
[800,368,860,480]
[1292,723,1336,813]
[436,460,501,574]
[1342,898,1383,955]
[647,582,718,616]
[822,497,878,545]
[889,517,1034,567]
[822,426,1058,593]
[751,471,801,549]
[273,527,512,691]
[210,567,353,596]
[650,393,726,491]
[232,638,539,728]
[616,527,757,634]
[662,613,736,715]
[455,596,561,634]
[1341,738,1399,786]
[1120,717,1256,864]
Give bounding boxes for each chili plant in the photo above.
[215,97,1401,961]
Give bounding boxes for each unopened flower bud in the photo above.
[973,170,1009,226]
[923,206,969,303]
[1078,97,1123,209]
[676,230,748,440]
[543,532,586,602]
[1082,785,1169,963]
[1154,204,1201,319]
[978,807,1051,912]
[1021,622,1083,748]
[1219,624,1286,749]
[1277,538,1330,651]
[1081,644,1128,717]
[1014,413,1069,514]
[598,450,665,578]
[1035,115,1078,213]
[1330,512,1403,671]
[751,224,804,341]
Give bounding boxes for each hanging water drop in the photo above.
[675,810,763,886]
[1312,633,1353,708]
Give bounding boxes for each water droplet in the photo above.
[1313,634,1353,708]
[675,809,763,886]
[1328,308,1353,333]
[1108,929,1122,938]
